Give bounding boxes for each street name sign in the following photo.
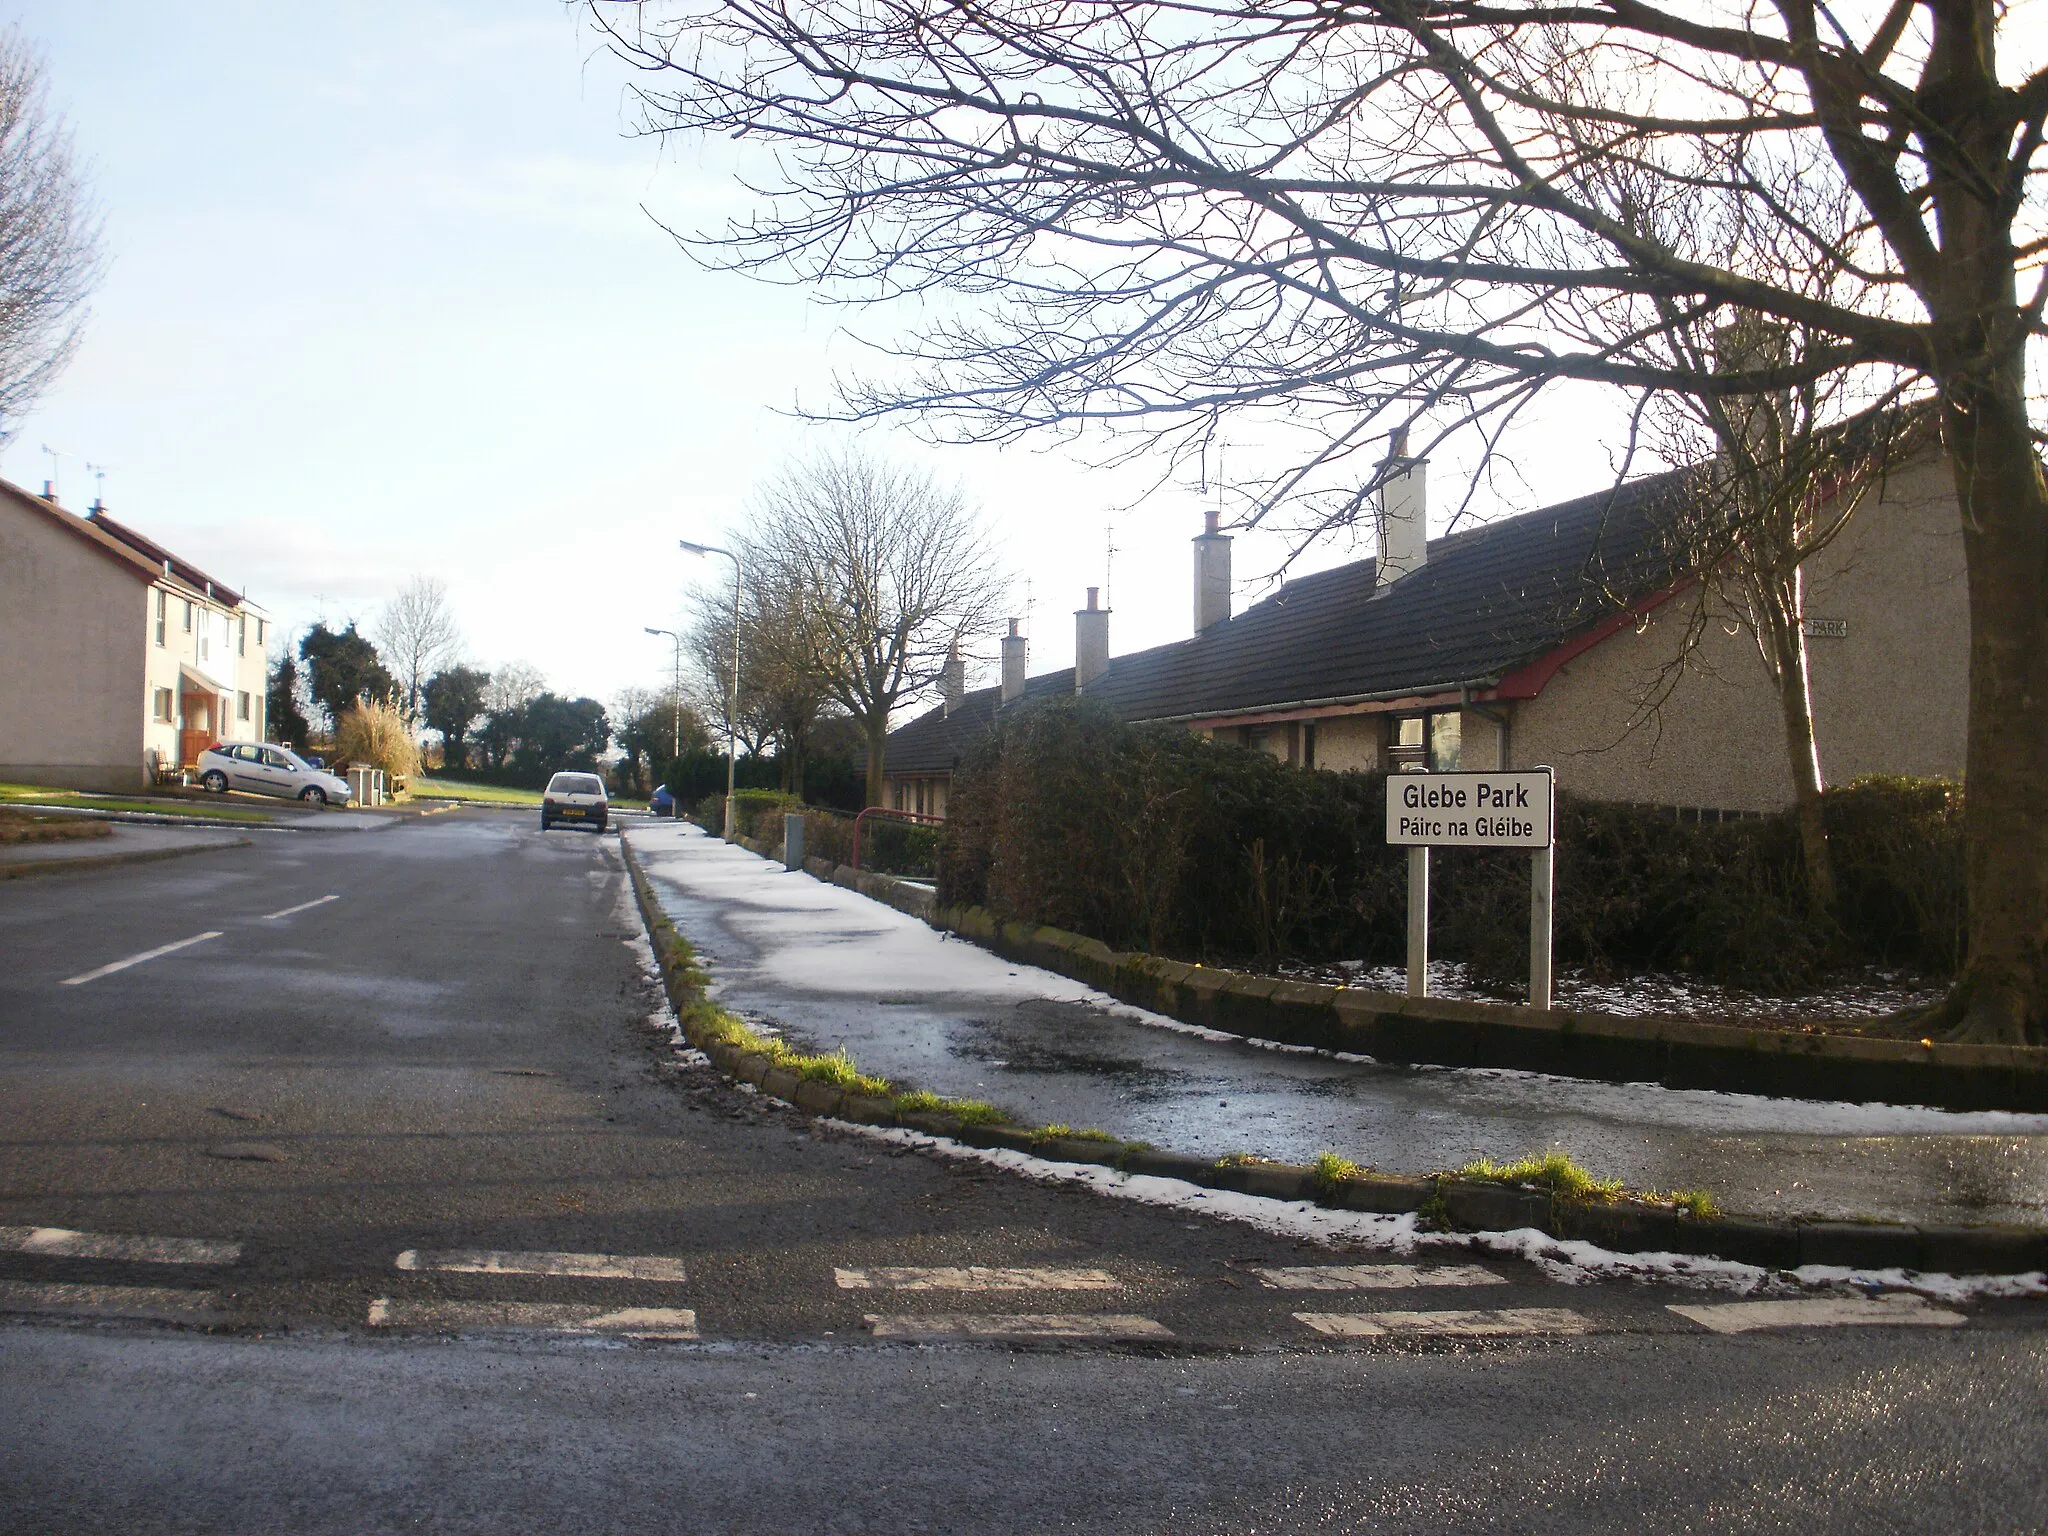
[1385,769,1554,848]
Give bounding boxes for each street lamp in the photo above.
[678,539,741,841]
[642,626,684,762]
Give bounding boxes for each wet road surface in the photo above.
[629,821,2048,1229]
[5,806,2046,1533]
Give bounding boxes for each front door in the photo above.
[178,692,215,769]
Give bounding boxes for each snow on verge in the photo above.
[818,1118,2048,1302]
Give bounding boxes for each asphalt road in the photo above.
[3,808,2044,1533]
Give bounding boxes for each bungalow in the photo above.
[883,438,1966,818]
[0,477,271,791]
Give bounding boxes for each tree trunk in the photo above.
[1940,371,2048,1043]
[864,715,888,808]
[1763,568,1838,917]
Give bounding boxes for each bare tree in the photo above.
[0,27,100,442]
[598,0,2048,1042]
[684,591,780,761]
[377,577,463,723]
[738,449,1006,805]
[1638,350,1924,916]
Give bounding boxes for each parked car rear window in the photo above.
[546,773,605,796]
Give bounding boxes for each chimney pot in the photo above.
[1000,619,1028,706]
[1074,592,1111,692]
[1374,442,1429,591]
[1193,510,1233,633]
[940,644,966,716]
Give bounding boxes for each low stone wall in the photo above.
[935,904,2048,1114]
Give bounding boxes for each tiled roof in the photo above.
[886,666,1077,776]
[85,506,245,608]
[885,469,1690,774]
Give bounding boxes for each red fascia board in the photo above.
[1480,577,1692,703]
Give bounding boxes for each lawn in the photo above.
[409,776,544,806]
[0,783,274,823]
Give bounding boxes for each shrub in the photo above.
[693,787,802,837]
[938,698,1966,988]
[333,699,420,780]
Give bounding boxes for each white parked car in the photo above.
[540,771,608,832]
[196,742,355,807]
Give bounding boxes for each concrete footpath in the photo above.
[627,820,2048,1230]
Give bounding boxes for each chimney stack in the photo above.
[1000,619,1028,706]
[1074,587,1110,692]
[1192,507,1232,633]
[1374,428,1428,591]
[940,644,966,716]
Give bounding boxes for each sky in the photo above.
[4,1,1636,715]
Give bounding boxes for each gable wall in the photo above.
[1510,455,1967,810]
[0,496,150,789]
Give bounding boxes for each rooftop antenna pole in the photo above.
[40,443,65,501]
[1104,523,1120,609]
[86,461,107,513]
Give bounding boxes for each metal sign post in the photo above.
[1386,767,1557,1008]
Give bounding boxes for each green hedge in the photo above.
[938,699,1965,988]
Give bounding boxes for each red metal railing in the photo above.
[851,806,943,872]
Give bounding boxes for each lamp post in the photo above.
[642,627,684,797]
[678,540,741,841]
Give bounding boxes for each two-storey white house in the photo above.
[0,477,270,791]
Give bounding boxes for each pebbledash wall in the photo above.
[1514,456,1966,812]
[0,490,151,790]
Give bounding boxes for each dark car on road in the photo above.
[540,772,608,832]
[650,784,675,818]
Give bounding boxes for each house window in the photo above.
[238,691,251,721]
[256,618,265,646]
[182,599,193,633]
[153,688,173,723]
[238,616,247,656]
[154,591,166,646]
[1390,712,1462,772]
[1302,722,1318,769]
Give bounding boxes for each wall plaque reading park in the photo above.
[1384,767,1557,1008]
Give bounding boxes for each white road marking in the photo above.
[394,1248,688,1283]
[1254,1264,1506,1291]
[60,931,222,986]
[864,1313,1173,1341]
[260,893,340,920]
[835,1266,1119,1291]
[0,1226,242,1266]
[367,1299,697,1337]
[1669,1295,1967,1335]
[1295,1307,1594,1338]
[0,1280,222,1320]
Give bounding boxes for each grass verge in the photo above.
[409,776,546,806]
[0,808,113,845]
[1455,1149,1626,1202]
[0,783,272,822]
